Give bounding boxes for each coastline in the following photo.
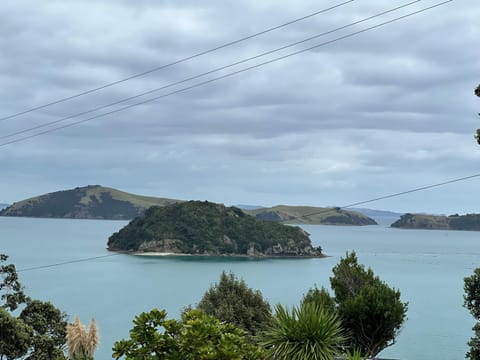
[132,251,188,257]
[112,249,327,259]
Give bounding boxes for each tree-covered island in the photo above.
[107,201,324,257]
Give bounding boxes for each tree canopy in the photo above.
[464,268,480,359]
[0,254,68,360]
[197,271,272,337]
[330,252,408,358]
[112,308,265,360]
[19,300,68,360]
[0,254,29,311]
[0,308,32,360]
[301,286,336,315]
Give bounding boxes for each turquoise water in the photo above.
[1,216,478,359]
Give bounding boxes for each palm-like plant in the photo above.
[260,302,346,360]
[345,349,368,360]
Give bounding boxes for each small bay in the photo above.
[0,216,478,359]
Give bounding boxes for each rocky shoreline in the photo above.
[108,248,326,259]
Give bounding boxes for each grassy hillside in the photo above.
[246,205,377,225]
[107,201,323,257]
[391,213,480,231]
[0,185,180,220]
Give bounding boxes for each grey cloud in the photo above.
[1,0,479,214]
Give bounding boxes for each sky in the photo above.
[0,0,479,214]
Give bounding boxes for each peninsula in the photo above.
[0,185,179,220]
[107,201,324,257]
[391,213,480,231]
[246,205,377,225]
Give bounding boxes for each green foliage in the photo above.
[464,268,480,359]
[260,302,345,360]
[0,254,68,360]
[330,252,408,358]
[466,323,480,360]
[108,201,317,257]
[112,308,265,360]
[301,286,336,315]
[197,271,272,337]
[0,254,29,311]
[345,348,368,360]
[19,300,68,360]
[0,307,32,360]
[330,252,376,304]
[449,214,480,231]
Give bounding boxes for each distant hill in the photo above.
[234,204,264,210]
[0,203,8,210]
[349,208,403,219]
[107,201,323,257]
[245,205,377,226]
[391,213,480,231]
[0,185,180,220]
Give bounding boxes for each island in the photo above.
[391,213,480,231]
[107,201,324,257]
[246,205,377,225]
[0,185,179,220]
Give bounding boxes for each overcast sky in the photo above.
[0,0,479,214]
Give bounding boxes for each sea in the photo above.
[1,215,478,360]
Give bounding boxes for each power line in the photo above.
[17,253,122,272]
[0,0,422,143]
[0,0,354,123]
[14,171,479,272]
[289,173,480,222]
[0,0,451,148]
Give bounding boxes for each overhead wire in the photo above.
[5,0,461,272]
[0,0,423,143]
[0,0,452,148]
[14,171,479,272]
[17,253,121,272]
[287,173,480,222]
[0,0,355,123]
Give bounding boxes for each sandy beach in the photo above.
[131,252,186,256]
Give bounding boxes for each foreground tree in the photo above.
[330,252,408,358]
[0,254,69,360]
[0,308,32,360]
[301,286,336,314]
[197,271,272,336]
[20,300,68,360]
[260,302,345,360]
[464,268,480,359]
[0,254,29,311]
[112,308,265,359]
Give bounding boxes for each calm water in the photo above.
[1,216,479,359]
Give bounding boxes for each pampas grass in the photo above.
[66,316,99,360]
